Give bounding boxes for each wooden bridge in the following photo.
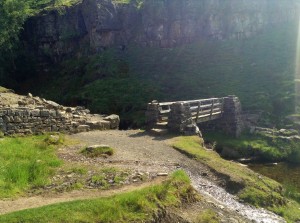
[146,95,242,137]
[157,98,223,124]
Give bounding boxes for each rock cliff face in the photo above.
[22,0,299,64]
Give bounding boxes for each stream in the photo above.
[185,169,286,223]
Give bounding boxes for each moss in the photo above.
[81,145,114,158]
[0,86,13,93]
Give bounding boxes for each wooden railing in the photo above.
[157,98,223,123]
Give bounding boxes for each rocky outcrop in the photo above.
[22,0,299,65]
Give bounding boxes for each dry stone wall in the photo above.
[0,93,119,135]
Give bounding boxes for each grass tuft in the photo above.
[81,145,114,158]
[195,209,220,223]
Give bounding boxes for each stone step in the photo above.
[154,122,168,129]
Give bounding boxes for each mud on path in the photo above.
[0,130,285,222]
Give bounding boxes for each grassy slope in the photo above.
[27,21,297,127]
[0,170,199,223]
[171,136,300,222]
[0,135,62,198]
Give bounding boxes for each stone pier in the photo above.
[218,95,243,137]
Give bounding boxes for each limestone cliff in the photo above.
[22,0,299,64]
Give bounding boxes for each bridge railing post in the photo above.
[210,99,215,120]
[195,101,201,123]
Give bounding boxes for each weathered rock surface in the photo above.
[22,0,299,65]
[251,126,300,142]
[0,92,119,135]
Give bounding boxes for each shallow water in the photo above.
[249,162,300,191]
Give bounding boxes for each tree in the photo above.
[0,0,31,51]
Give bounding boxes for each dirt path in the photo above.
[0,177,166,215]
[0,130,285,222]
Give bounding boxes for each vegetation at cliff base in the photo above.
[170,136,300,222]
[0,135,62,198]
[0,170,199,223]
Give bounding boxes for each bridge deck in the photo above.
[157,97,223,124]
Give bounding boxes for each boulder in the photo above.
[45,100,60,109]
[76,125,90,132]
[104,114,120,129]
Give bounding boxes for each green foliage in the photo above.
[70,167,87,175]
[0,170,198,223]
[204,132,300,163]
[0,0,80,50]
[0,135,62,198]
[0,0,30,50]
[33,51,161,128]
[112,0,144,8]
[284,182,300,203]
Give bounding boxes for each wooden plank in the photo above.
[193,111,222,120]
[158,97,221,106]
[190,102,222,111]
[193,112,222,123]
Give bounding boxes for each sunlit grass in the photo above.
[0,135,63,198]
[0,170,198,223]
